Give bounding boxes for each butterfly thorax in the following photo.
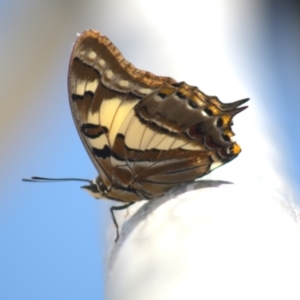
[82,175,146,202]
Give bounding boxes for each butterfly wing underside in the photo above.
[68,30,247,202]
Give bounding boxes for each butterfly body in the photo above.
[68,30,248,203]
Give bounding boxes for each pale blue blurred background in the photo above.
[0,1,299,299]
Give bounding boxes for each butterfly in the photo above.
[25,30,248,242]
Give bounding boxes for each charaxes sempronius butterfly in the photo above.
[25,30,248,241]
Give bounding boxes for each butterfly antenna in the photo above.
[22,176,92,184]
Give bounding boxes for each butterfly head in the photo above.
[81,176,109,199]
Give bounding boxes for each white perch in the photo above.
[106,178,300,300]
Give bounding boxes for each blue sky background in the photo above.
[0,1,299,299]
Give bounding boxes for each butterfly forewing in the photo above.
[68,30,247,202]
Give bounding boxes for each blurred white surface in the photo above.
[1,1,299,299]
[107,181,300,300]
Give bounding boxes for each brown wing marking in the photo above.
[111,133,214,198]
[71,30,177,95]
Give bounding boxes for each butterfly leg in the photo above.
[110,202,136,242]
